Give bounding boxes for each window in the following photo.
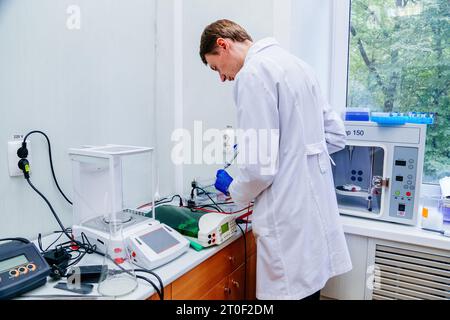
[347,0,449,183]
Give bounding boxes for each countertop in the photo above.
[17,213,449,300]
[17,226,248,300]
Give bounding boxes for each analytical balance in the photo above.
[68,145,189,270]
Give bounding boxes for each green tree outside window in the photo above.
[348,0,449,183]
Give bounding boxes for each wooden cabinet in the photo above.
[149,231,257,300]
[245,252,257,300]
[171,245,233,299]
[228,264,246,300]
[199,276,230,300]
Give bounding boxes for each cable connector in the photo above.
[18,158,31,179]
[187,199,196,208]
[17,141,29,159]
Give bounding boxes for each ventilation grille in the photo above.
[372,244,450,300]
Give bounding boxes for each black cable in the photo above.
[197,202,233,208]
[236,223,247,300]
[196,204,223,212]
[22,130,72,205]
[194,186,224,212]
[134,269,164,300]
[0,237,30,244]
[136,275,162,300]
[142,194,184,211]
[38,231,65,253]
[154,197,168,204]
[26,177,70,237]
[158,194,183,207]
[25,176,96,270]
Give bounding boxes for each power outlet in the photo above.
[223,125,235,155]
[8,138,32,177]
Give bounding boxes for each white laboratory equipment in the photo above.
[68,145,189,270]
[197,213,237,247]
[331,122,426,225]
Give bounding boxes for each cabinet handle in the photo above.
[224,287,231,295]
[228,256,235,263]
[231,280,240,288]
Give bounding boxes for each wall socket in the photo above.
[223,125,235,155]
[8,137,32,177]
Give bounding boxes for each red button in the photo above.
[114,248,122,253]
[132,251,136,257]
[114,258,125,264]
[406,192,411,197]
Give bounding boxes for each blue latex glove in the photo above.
[215,169,233,195]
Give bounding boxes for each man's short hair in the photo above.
[199,19,253,65]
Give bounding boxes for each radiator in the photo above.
[371,244,450,300]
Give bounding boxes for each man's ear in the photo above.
[216,38,228,51]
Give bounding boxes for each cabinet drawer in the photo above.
[172,247,231,299]
[229,264,246,300]
[200,277,230,300]
[171,232,254,300]
[228,237,246,271]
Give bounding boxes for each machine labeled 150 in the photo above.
[331,121,426,226]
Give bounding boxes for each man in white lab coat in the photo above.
[200,19,352,300]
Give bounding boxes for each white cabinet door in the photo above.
[321,234,369,300]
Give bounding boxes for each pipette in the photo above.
[223,144,238,170]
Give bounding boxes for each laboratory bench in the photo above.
[16,214,449,300]
[17,225,256,300]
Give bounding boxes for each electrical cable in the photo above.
[236,223,247,300]
[193,186,224,212]
[0,237,30,244]
[21,130,73,205]
[196,204,223,212]
[26,177,71,237]
[135,269,164,300]
[38,231,66,253]
[25,176,96,276]
[136,275,162,300]
[138,194,184,210]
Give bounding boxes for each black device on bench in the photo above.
[0,238,51,299]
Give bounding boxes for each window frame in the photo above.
[329,0,441,198]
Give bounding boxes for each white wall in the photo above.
[0,0,342,240]
[154,0,277,194]
[0,0,157,239]
[290,0,334,100]
[155,0,342,195]
[290,0,350,114]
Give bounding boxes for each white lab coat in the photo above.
[229,38,352,300]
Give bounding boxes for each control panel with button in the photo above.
[389,146,419,220]
[0,239,50,300]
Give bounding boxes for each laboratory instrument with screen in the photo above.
[68,145,189,270]
[0,239,51,300]
[331,122,426,225]
[154,205,238,248]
